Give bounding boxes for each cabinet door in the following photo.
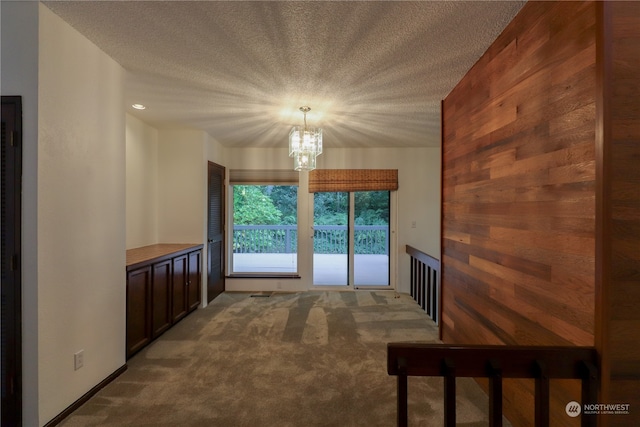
[187,250,202,312]
[172,254,188,323]
[127,266,151,357]
[151,260,172,338]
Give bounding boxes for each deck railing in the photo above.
[233,225,298,254]
[233,225,389,254]
[387,343,599,427]
[406,245,440,325]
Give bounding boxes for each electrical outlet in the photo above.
[411,221,417,228]
[74,350,84,371]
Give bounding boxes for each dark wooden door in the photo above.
[151,260,172,338]
[187,250,201,311]
[126,266,151,357]
[1,96,22,426]
[207,162,225,302]
[171,254,188,322]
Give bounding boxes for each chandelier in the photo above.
[289,106,322,171]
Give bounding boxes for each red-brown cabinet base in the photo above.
[126,244,203,359]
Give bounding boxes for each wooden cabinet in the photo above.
[171,254,188,323]
[126,266,151,355]
[151,260,172,338]
[126,244,203,358]
[187,250,201,312]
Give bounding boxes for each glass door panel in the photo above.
[313,192,348,285]
[354,191,390,286]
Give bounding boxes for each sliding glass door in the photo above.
[354,191,390,286]
[312,192,349,285]
[312,191,390,287]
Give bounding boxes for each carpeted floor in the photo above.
[60,291,497,426]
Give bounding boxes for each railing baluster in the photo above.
[417,261,423,310]
[432,267,438,324]
[534,360,550,427]
[410,258,415,298]
[421,262,426,311]
[415,258,419,299]
[487,359,503,427]
[427,266,434,317]
[581,361,598,427]
[397,357,408,427]
[442,358,456,427]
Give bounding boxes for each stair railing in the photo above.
[387,343,598,427]
[406,245,440,325]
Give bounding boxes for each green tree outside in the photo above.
[233,186,389,226]
[233,185,282,225]
[233,185,389,254]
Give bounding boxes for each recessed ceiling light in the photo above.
[132,104,146,110]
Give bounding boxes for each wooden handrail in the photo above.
[405,245,439,270]
[388,343,598,427]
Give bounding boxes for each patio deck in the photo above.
[232,253,389,286]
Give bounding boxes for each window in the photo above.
[231,184,298,274]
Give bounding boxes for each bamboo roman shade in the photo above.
[308,169,398,193]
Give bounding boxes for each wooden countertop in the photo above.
[126,243,203,268]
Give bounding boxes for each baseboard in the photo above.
[44,364,128,427]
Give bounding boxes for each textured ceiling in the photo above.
[44,1,525,149]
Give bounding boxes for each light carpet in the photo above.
[60,291,496,426]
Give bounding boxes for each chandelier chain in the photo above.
[300,106,310,131]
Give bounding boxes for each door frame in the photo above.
[1,95,23,426]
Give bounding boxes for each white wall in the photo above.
[38,5,126,425]
[206,132,227,166]
[125,128,228,250]
[157,129,207,244]
[126,114,158,248]
[125,128,229,306]
[223,146,440,294]
[1,2,40,425]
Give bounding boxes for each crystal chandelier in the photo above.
[289,106,322,171]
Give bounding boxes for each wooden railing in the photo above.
[406,245,440,325]
[233,225,389,254]
[387,343,599,427]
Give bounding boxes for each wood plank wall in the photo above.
[441,1,596,425]
[598,2,640,425]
